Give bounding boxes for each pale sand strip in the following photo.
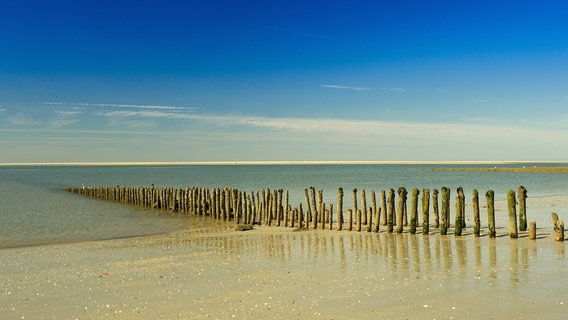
[1,197,568,319]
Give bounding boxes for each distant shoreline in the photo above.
[1,160,568,167]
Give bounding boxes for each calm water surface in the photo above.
[2,163,568,248]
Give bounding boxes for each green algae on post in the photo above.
[409,188,418,234]
[486,190,496,238]
[508,190,518,238]
[518,186,528,231]
[432,188,439,228]
[454,195,463,236]
[396,187,406,233]
[387,188,395,233]
[472,189,480,237]
[422,189,430,235]
[441,187,449,235]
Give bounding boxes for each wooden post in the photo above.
[528,221,536,240]
[552,212,565,241]
[285,190,289,227]
[422,189,430,235]
[397,187,407,233]
[352,188,358,231]
[337,188,344,231]
[380,190,387,226]
[518,186,528,231]
[303,188,311,228]
[328,204,334,230]
[432,189,439,228]
[298,203,304,228]
[457,187,466,228]
[472,189,480,237]
[347,209,353,231]
[454,194,463,236]
[372,191,379,233]
[508,190,518,238]
[440,187,449,235]
[387,188,395,233]
[276,189,283,227]
[361,189,367,226]
[486,190,496,238]
[409,188,418,234]
[356,209,362,232]
[310,187,318,228]
[366,207,372,232]
[317,189,324,224]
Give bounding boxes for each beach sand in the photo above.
[1,197,568,319]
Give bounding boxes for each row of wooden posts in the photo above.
[65,185,565,240]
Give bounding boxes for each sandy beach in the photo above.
[1,196,567,319]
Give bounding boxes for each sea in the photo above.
[2,163,568,249]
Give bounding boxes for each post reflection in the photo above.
[140,227,538,288]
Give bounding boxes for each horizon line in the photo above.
[1,160,568,167]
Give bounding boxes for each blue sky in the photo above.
[1,0,568,162]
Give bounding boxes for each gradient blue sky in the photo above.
[1,0,568,162]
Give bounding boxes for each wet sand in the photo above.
[1,197,568,319]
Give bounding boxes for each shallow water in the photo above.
[1,224,566,319]
[2,163,568,248]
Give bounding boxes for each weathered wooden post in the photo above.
[472,189,480,237]
[518,186,528,231]
[457,187,465,228]
[409,188,418,234]
[319,190,325,230]
[387,188,395,233]
[285,190,289,227]
[454,195,463,236]
[508,190,518,238]
[441,187,449,235]
[528,221,537,240]
[317,189,324,224]
[347,209,353,231]
[432,189,439,228]
[276,189,283,227]
[552,212,565,241]
[328,204,334,230]
[372,191,379,233]
[356,209,362,232]
[310,187,318,229]
[298,203,304,228]
[422,188,430,235]
[337,188,344,231]
[397,187,407,233]
[352,188,358,231]
[366,207,373,232]
[381,189,387,226]
[361,189,367,226]
[486,190,496,238]
[303,188,311,228]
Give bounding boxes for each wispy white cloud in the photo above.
[8,114,42,126]
[378,87,406,92]
[321,84,371,91]
[0,108,6,112]
[43,102,196,111]
[321,84,405,92]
